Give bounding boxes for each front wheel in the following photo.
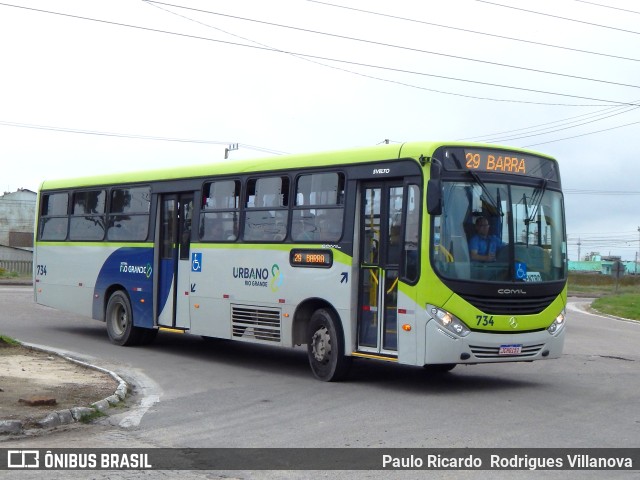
[423,363,456,374]
[307,308,351,381]
[106,291,142,346]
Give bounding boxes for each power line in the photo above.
[479,105,640,143]
[523,119,640,147]
[145,1,640,91]
[458,102,640,141]
[144,1,602,107]
[573,0,640,15]
[475,0,640,35]
[307,0,640,63]
[0,2,635,107]
[0,121,288,155]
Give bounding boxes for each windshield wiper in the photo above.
[523,178,548,246]
[449,149,502,213]
[468,169,501,214]
[528,179,547,223]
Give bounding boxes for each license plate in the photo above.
[499,344,522,355]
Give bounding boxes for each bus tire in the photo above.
[307,308,351,382]
[139,328,158,345]
[106,291,141,346]
[423,363,456,374]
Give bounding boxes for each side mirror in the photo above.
[430,161,442,181]
[427,179,442,216]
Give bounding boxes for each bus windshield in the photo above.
[432,180,566,283]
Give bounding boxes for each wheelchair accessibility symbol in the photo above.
[515,262,527,280]
[192,252,202,272]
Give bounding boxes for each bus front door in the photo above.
[156,193,193,329]
[357,183,404,355]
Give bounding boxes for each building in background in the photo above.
[0,189,36,274]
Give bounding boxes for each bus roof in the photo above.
[39,141,555,191]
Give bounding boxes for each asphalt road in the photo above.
[1,286,639,479]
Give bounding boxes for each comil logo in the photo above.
[8,450,40,468]
[498,288,527,295]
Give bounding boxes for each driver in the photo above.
[469,217,504,262]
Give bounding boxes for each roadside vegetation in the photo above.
[569,273,640,321]
[0,267,30,281]
[0,267,19,278]
[0,334,20,347]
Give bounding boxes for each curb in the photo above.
[0,344,129,436]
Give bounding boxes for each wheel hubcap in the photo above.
[311,326,331,363]
[113,305,127,335]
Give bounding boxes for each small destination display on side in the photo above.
[290,249,333,268]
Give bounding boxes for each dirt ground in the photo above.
[0,339,118,429]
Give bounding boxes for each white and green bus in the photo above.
[34,141,567,381]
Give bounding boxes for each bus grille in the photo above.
[458,294,557,315]
[231,305,281,343]
[469,343,544,359]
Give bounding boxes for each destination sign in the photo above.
[439,148,559,181]
[290,249,333,268]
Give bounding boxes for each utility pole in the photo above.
[577,237,581,262]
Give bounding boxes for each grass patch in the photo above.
[568,272,640,296]
[0,334,21,347]
[569,273,640,320]
[592,294,640,321]
[0,267,17,277]
[79,409,107,424]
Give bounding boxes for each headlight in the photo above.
[427,304,470,337]
[547,310,566,335]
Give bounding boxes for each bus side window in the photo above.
[291,172,344,242]
[107,186,151,242]
[179,197,193,260]
[69,190,106,241]
[200,179,240,242]
[403,184,421,282]
[39,192,69,241]
[243,176,289,241]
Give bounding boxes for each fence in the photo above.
[0,260,32,275]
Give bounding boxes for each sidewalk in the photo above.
[0,276,32,286]
[0,283,127,435]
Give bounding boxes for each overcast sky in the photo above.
[1,0,639,261]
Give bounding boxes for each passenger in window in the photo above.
[469,217,504,262]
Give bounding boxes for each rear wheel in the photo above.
[106,291,142,346]
[307,308,351,381]
[139,328,158,345]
